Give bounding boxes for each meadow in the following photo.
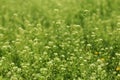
[0,0,120,80]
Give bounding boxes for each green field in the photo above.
[0,0,120,80]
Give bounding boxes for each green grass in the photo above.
[0,0,120,80]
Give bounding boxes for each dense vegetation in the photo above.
[0,0,120,80]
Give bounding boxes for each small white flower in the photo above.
[87,44,92,47]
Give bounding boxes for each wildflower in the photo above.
[101,48,104,51]
[116,66,120,71]
[95,52,99,55]
[100,58,105,61]
[10,75,18,80]
[66,26,70,28]
[54,57,61,62]
[10,63,15,66]
[43,51,48,55]
[13,66,18,71]
[113,71,117,74]
[90,63,95,67]
[61,67,66,71]
[17,68,22,73]
[80,63,84,66]
[105,47,108,50]
[97,58,105,62]
[45,46,50,49]
[95,27,99,30]
[6,71,12,77]
[90,76,96,80]
[40,68,48,74]
[47,60,53,66]
[73,24,80,27]
[54,53,58,56]
[87,44,91,47]
[91,34,95,37]
[61,55,65,58]
[99,38,103,41]
[117,74,120,77]
[48,41,54,45]
[115,53,120,56]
